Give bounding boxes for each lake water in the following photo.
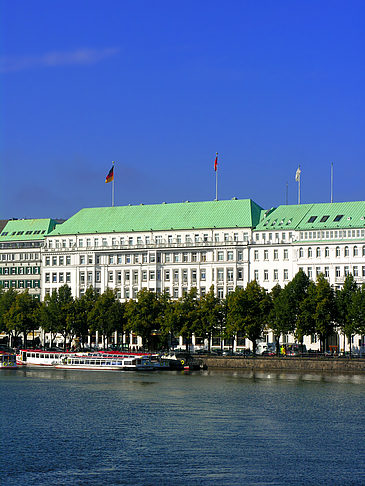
[1,368,365,486]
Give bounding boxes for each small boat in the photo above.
[54,354,154,371]
[0,351,17,369]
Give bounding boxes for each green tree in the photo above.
[227,282,271,354]
[336,275,358,356]
[197,286,222,352]
[4,290,39,347]
[351,284,365,342]
[314,274,336,352]
[0,288,17,346]
[296,281,317,346]
[88,288,123,349]
[178,288,200,352]
[74,287,100,348]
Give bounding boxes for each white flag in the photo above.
[295,166,301,182]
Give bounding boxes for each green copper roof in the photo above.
[256,201,365,231]
[0,219,58,241]
[49,199,264,236]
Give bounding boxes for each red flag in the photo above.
[105,166,114,183]
[214,153,218,172]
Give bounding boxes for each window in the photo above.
[66,272,71,283]
[237,250,243,261]
[264,270,269,281]
[324,267,329,277]
[284,249,288,260]
[183,252,188,262]
[254,270,259,281]
[165,253,171,263]
[353,266,358,277]
[80,255,85,265]
[325,247,329,257]
[191,270,197,282]
[217,251,224,261]
[95,271,101,283]
[142,271,147,281]
[173,253,179,263]
[124,271,130,282]
[164,270,170,281]
[109,255,114,264]
[52,257,57,265]
[316,267,321,277]
[344,266,350,276]
[353,246,358,256]
[108,272,113,282]
[200,269,206,280]
[334,215,343,222]
[45,257,50,266]
[227,269,234,282]
[217,269,224,281]
[237,268,243,280]
[308,216,317,223]
[307,267,312,279]
[344,246,349,257]
[320,215,329,222]
[66,256,71,265]
[201,252,207,262]
[254,250,259,261]
[274,269,278,280]
[308,247,312,258]
[274,249,278,260]
[335,267,340,277]
[316,247,321,258]
[336,246,340,257]
[192,252,197,262]
[52,273,57,283]
[217,288,224,299]
[45,273,50,283]
[227,251,233,261]
[284,269,289,280]
[59,273,64,283]
[264,250,268,261]
[173,270,179,282]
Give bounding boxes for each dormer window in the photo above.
[334,215,343,222]
[320,216,329,222]
[308,216,317,223]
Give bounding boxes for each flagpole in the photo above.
[215,152,218,201]
[112,161,114,207]
[330,162,333,203]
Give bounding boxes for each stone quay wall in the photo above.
[201,356,365,373]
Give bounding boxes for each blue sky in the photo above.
[1,0,364,219]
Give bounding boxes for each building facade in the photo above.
[0,219,58,299]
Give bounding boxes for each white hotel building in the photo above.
[39,198,365,353]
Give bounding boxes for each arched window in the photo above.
[336,246,340,257]
[344,246,349,257]
[362,245,365,256]
[308,247,312,258]
[353,246,358,256]
[325,247,329,257]
[299,247,303,258]
[316,247,320,258]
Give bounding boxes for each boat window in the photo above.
[36,353,39,358]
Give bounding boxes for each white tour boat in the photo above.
[0,351,17,369]
[16,349,75,367]
[54,354,154,371]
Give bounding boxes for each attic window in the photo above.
[287,219,292,224]
[17,231,24,235]
[263,221,269,226]
[11,232,16,235]
[41,230,46,234]
[25,231,32,235]
[307,216,317,223]
[320,216,329,222]
[271,220,277,226]
[333,215,344,222]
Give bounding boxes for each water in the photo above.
[1,368,365,486]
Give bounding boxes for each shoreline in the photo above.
[201,356,365,373]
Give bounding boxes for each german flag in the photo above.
[105,166,114,183]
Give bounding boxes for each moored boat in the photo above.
[0,351,17,369]
[16,349,76,367]
[54,354,154,371]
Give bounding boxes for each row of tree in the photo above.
[0,271,364,354]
